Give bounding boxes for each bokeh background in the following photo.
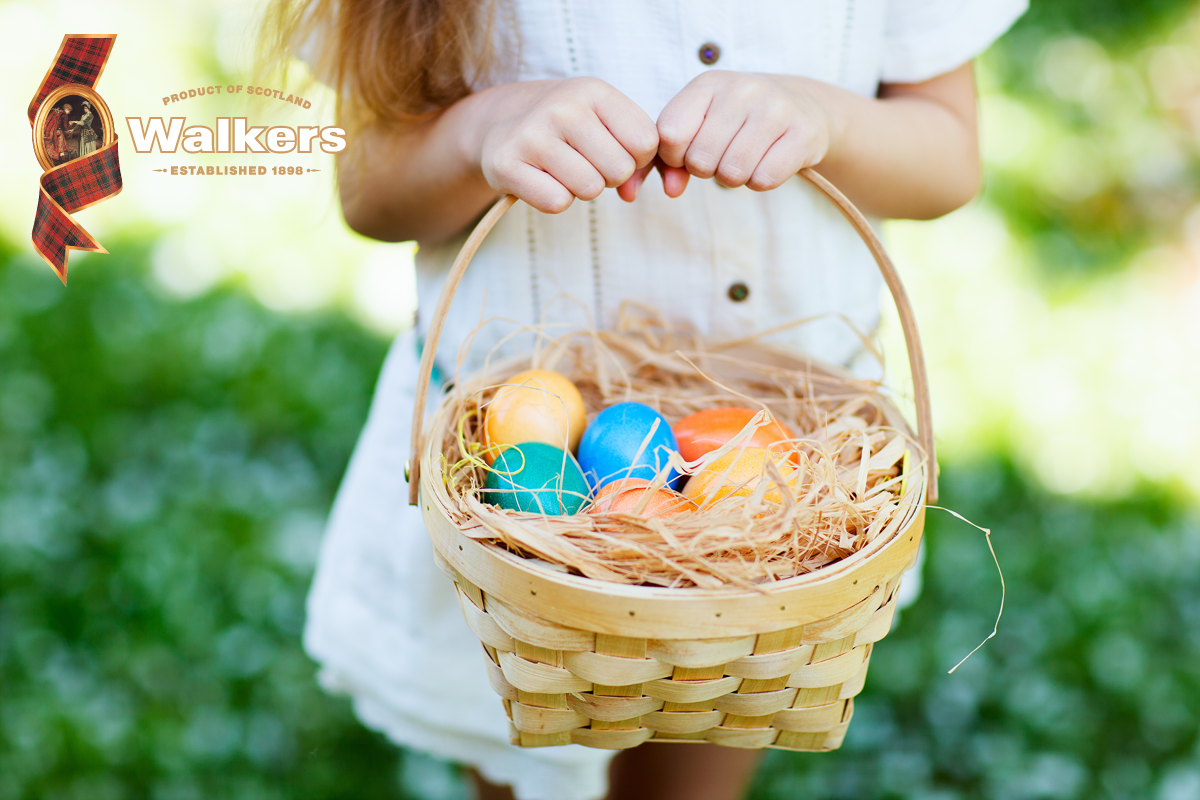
[3,1,1200,798]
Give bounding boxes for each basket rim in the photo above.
[417,338,927,637]
[420,488,923,636]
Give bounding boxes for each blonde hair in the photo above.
[259,0,507,133]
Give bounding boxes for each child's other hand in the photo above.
[654,72,835,195]
[477,78,659,214]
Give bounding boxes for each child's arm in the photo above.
[337,78,658,244]
[651,63,981,220]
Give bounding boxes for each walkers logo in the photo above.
[28,35,348,284]
[127,87,347,177]
[128,94,346,157]
[29,34,122,285]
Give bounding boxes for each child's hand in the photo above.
[654,71,836,195]
[476,78,659,214]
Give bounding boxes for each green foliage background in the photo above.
[4,3,1200,799]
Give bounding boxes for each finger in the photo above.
[588,82,659,169]
[746,128,812,192]
[714,117,787,188]
[658,163,690,198]
[656,81,715,168]
[504,162,577,213]
[683,109,748,180]
[617,163,656,202]
[537,139,607,201]
[562,116,639,187]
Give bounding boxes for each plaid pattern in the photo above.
[33,182,102,285]
[28,36,115,122]
[42,142,122,213]
[32,143,122,283]
[29,35,120,283]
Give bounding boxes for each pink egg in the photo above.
[587,478,696,518]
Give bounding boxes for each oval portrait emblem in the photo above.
[32,83,115,171]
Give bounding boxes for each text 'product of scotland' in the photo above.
[577,402,684,491]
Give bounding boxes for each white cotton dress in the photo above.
[303,1,1027,798]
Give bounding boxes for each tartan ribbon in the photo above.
[30,35,121,284]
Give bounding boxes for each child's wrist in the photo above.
[790,75,851,168]
[450,88,495,180]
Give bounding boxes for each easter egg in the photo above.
[577,402,684,490]
[483,442,590,515]
[683,446,797,508]
[484,369,587,461]
[673,407,797,464]
[587,478,696,518]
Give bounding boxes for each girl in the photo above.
[263,1,1026,798]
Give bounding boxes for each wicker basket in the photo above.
[406,169,937,752]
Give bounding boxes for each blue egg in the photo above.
[577,402,684,491]
[483,442,590,515]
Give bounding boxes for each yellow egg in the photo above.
[682,446,797,508]
[484,369,587,461]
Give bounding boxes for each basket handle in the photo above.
[408,169,938,505]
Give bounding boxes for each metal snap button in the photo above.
[699,42,721,66]
[727,282,749,302]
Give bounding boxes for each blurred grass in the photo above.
[2,243,1199,799]
[752,465,1200,800]
[0,246,405,800]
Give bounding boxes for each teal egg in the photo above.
[483,442,590,515]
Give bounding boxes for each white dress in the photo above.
[304,2,1026,798]
[77,110,99,157]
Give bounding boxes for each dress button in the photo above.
[698,42,721,66]
[727,282,749,302]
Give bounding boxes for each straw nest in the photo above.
[429,312,925,590]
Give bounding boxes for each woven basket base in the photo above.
[449,564,906,752]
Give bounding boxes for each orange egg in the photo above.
[588,478,696,518]
[673,407,797,464]
[682,447,797,508]
[484,369,588,462]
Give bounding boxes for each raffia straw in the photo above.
[433,306,927,590]
[933,505,1006,674]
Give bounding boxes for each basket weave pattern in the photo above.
[437,552,909,750]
